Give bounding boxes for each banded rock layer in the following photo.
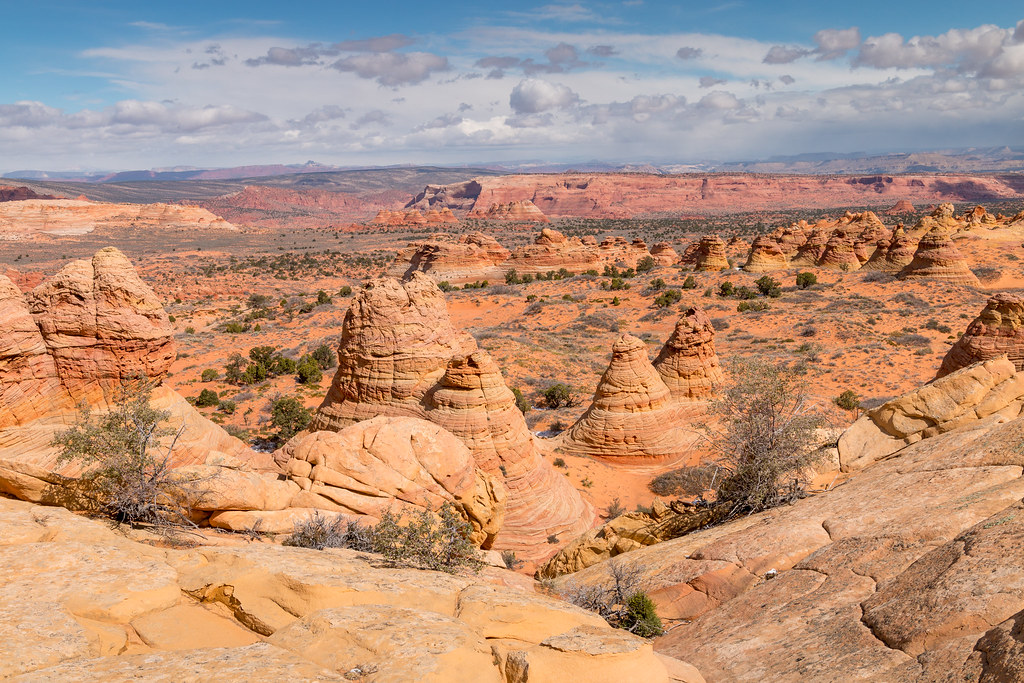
[939,294,1024,377]
[653,307,724,401]
[897,225,980,285]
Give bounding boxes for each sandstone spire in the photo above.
[653,307,724,401]
[897,225,979,285]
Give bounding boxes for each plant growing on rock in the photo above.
[561,558,663,637]
[52,378,207,530]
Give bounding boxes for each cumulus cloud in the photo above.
[699,76,726,88]
[0,100,267,133]
[587,45,617,57]
[854,25,1014,73]
[763,45,811,64]
[291,105,348,126]
[697,91,742,110]
[812,27,861,60]
[509,79,580,114]
[350,110,391,129]
[415,112,464,131]
[331,52,449,86]
[474,44,589,78]
[246,44,333,67]
[676,46,703,60]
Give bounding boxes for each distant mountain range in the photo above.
[5,147,1023,184]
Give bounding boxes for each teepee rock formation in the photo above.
[310,273,477,430]
[428,351,595,552]
[862,224,918,272]
[311,274,595,557]
[743,236,789,272]
[693,235,730,271]
[897,226,980,285]
[561,335,694,460]
[939,294,1024,377]
[650,241,679,266]
[789,227,830,267]
[817,229,862,271]
[653,307,724,401]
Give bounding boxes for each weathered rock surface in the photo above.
[742,236,788,272]
[0,198,236,240]
[553,409,1024,681]
[861,224,918,272]
[274,416,506,547]
[817,228,862,271]
[0,496,683,681]
[691,236,729,271]
[561,335,696,460]
[389,232,510,284]
[650,242,680,266]
[653,307,723,401]
[939,294,1024,377]
[311,274,593,558]
[886,199,916,215]
[469,199,550,222]
[898,225,980,285]
[837,357,1024,472]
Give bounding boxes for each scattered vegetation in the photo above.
[561,559,663,637]
[795,272,818,289]
[543,383,578,409]
[269,397,312,444]
[834,390,861,411]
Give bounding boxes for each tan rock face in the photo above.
[898,225,980,284]
[311,275,593,558]
[817,228,862,271]
[389,231,511,284]
[26,247,176,406]
[275,416,506,547]
[940,294,1024,377]
[562,334,695,460]
[837,357,1024,472]
[311,272,477,430]
[862,224,918,272]
[692,235,729,272]
[653,307,724,401]
[742,236,788,272]
[469,199,550,223]
[886,199,916,215]
[0,276,63,428]
[650,241,679,266]
[789,227,830,267]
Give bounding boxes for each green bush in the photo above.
[511,387,530,414]
[195,388,220,408]
[755,275,782,298]
[622,592,663,637]
[543,383,575,408]
[370,502,482,573]
[296,355,323,385]
[218,400,237,415]
[834,390,860,411]
[338,285,353,297]
[682,275,697,290]
[654,289,683,308]
[636,255,656,273]
[737,300,770,313]
[270,397,312,444]
[437,281,453,292]
[505,269,521,285]
[719,281,734,296]
[648,278,666,291]
[311,344,336,370]
[796,272,817,289]
[201,368,219,382]
[316,290,332,306]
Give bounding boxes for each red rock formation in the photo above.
[427,351,595,552]
[861,224,918,272]
[818,229,862,271]
[771,224,808,259]
[789,228,830,267]
[504,228,604,275]
[898,226,980,285]
[650,242,679,266]
[692,236,729,272]
[469,199,550,223]
[885,199,916,215]
[389,232,511,284]
[743,236,789,272]
[597,236,650,268]
[653,307,724,401]
[906,202,960,238]
[938,294,1024,377]
[561,335,695,460]
[0,186,57,202]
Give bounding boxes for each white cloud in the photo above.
[331,52,449,86]
[509,79,580,113]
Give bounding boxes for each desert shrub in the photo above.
[795,272,817,289]
[701,359,826,516]
[501,550,524,570]
[370,502,482,574]
[654,289,683,308]
[521,273,535,283]
[735,286,759,300]
[437,281,453,292]
[755,275,782,298]
[604,497,626,520]
[601,277,630,291]
[52,378,206,530]
[719,281,734,296]
[311,344,336,370]
[737,300,769,313]
[561,559,661,636]
[270,397,312,444]
[505,268,521,285]
[201,368,219,382]
[553,458,567,468]
[185,326,195,334]
[316,290,332,306]
[194,389,220,408]
[549,419,566,433]
[648,278,666,291]
[543,383,577,408]
[167,315,176,323]
[834,390,860,411]
[223,322,248,334]
[710,317,730,331]
[924,319,952,334]
[682,275,697,290]
[611,296,621,306]
[296,355,323,385]
[337,285,353,297]
[862,271,895,283]
[648,464,720,497]
[511,387,531,414]
[621,591,664,637]
[284,512,373,552]
[218,400,237,415]
[636,256,657,273]
[972,266,1001,283]
[248,293,274,309]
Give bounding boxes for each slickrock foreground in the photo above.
[552,377,1024,681]
[311,274,594,558]
[939,293,1024,376]
[561,335,698,460]
[0,496,686,681]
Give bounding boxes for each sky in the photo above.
[1,0,1023,172]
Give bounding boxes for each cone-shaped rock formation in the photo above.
[897,226,979,285]
[939,294,1024,377]
[693,236,729,271]
[650,242,679,266]
[743,236,789,272]
[653,307,724,401]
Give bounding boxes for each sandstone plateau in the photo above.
[0,198,236,240]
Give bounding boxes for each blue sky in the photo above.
[2,1,1023,171]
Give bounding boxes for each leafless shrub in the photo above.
[283,511,373,551]
[971,266,1001,283]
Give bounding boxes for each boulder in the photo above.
[653,307,724,401]
[939,294,1024,376]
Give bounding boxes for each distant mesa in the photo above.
[939,293,1024,377]
[468,199,550,223]
[371,208,458,226]
[0,186,57,203]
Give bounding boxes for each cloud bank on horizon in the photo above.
[1,1,1023,171]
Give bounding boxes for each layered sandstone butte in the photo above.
[389,232,511,284]
[469,199,550,223]
[650,242,679,266]
[897,225,979,285]
[561,335,694,460]
[837,357,1024,471]
[427,351,594,552]
[0,186,57,202]
[939,294,1024,377]
[906,202,960,238]
[886,199,916,215]
[789,227,829,267]
[742,236,788,272]
[653,307,724,401]
[310,274,594,557]
[0,199,236,240]
[311,273,478,430]
[861,224,918,272]
[817,228,862,271]
[371,209,431,226]
[692,236,729,271]
[275,416,506,547]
